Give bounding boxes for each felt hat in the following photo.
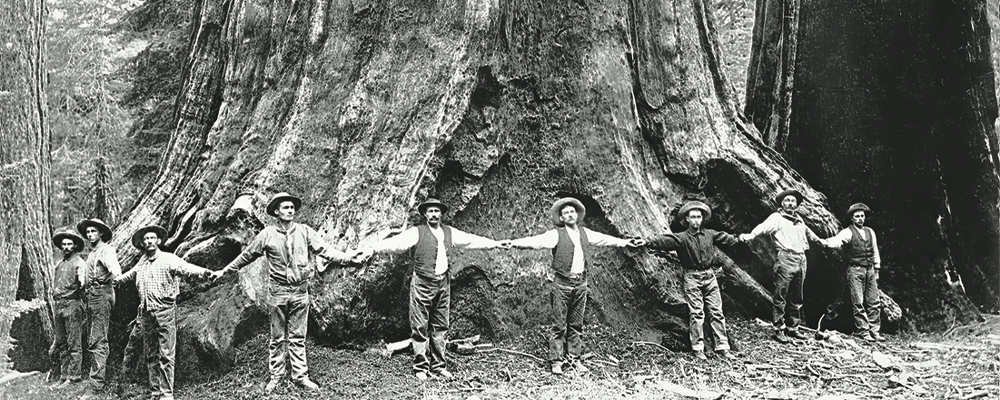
[417,198,449,215]
[845,203,871,221]
[678,201,712,224]
[774,189,804,206]
[265,192,302,217]
[550,197,586,227]
[52,230,84,251]
[131,225,168,250]
[77,218,112,242]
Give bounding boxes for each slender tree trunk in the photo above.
[0,0,54,372]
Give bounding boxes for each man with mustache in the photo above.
[821,203,885,342]
[115,225,214,400]
[355,198,507,381]
[77,218,121,390]
[509,197,643,375]
[740,189,825,344]
[213,192,353,392]
[48,229,87,389]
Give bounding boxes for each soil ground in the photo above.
[2,315,998,400]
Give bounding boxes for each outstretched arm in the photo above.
[509,230,558,250]
[451,229,504,250]
[585,229,643,247]
[741,213,779,242]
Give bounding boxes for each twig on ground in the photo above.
[632,341,671,352]
[492,348,545,363]
[960,390,990,400]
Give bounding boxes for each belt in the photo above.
[778,249,805,255]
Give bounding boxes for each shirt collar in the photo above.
[144,249,160,262]
[778,210,803,224]
[275,222,298,234]
[686,227,705,235]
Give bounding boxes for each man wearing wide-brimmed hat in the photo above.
[821,203,884,342]
[214,192,354,392]
[76,218,120,388]
[48,229,87,389]
[509,197,643,375]
[740,189,825,344]
[356,198,507,381]
[116,225,214,400]
[645,201,740,361]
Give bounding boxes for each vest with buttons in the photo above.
[551,227,591,279]
[53,255,85,300]
[411,224,454,278]
[846,225,875,266]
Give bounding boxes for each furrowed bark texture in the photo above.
[748,0,1000,329]
[0,0,54,372]
[102,0,898,381]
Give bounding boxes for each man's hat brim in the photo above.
[266,193,302,217]
[678,201,712,224]
[845,203,872,221]
[77,218,112,242]
[53,231,84,250]
[774,189,804,205]
[417,199,449,215]
[131,225,168,250]
[550,197,586,227]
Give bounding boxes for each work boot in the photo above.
[787,330,809,340]
[414,371,429,381]
[54,379,74,389]
[571,360,590,372]
[550,363,564,375]
[264,378,280,393]
[435,369,454,379]
[773,331,791,344]
[295,378,319,390]
[854,331,875,342]
[718,350,737,360]
[693,351,707,360]
[870,332,885,342]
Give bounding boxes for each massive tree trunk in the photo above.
[0,0,54,372]
[103,0,897,379]
[748,0,1000,329]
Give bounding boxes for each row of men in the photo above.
[47,189,883,399]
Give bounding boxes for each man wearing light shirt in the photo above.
[77,218,121,389]
[821,203,884,342]
[356,198,507,381]
[740,189,825,344]
[509,197,643,375]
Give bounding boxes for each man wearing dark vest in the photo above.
[822,203,884,341]
[356,198,506,381]
[115,225,214,400]
[740,189,825,344]
[644,201,739,360]
[48,229,87,389]
[510,197,643,375]
[77,218,120,389]
[214,192,353,392]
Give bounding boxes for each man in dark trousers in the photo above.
[509,197,643,375]
[644,201,738,360]
[822,203,885,342]
[740,189,825,344]
[77,218,120,389]
[356,198,507,381]
[48,229,87,389]
[214,192,353,392]
[116,225,214,400]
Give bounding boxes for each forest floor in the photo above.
[2,314,998,400]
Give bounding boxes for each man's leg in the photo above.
[785,255,806,332]
[427,276,450,373]
[771,254,796,331]
[565,282,589,361]
[139,309,161,398]
[152,308,177,398]
[268,291,291,381]
[865,267,882,335]
[703,273,731,351]
[86,287,113,384]
[548,281,572,368]
[65,299,85,381]
[683,272,707,352]
[847,266,870,333]
[49,303,68,383]
[287,290,311,384]
[409,274,435,375]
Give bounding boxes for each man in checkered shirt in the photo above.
[115,225,213,400]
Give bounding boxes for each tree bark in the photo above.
[747,0,999,329]
[105,0,899,379]
[0,0,54,372]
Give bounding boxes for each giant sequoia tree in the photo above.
[0,0,54,372]
[747,0,999,329]
[87,0,997,380]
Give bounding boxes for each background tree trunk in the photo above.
[747,0,999,330]
[0,0,54,372]
[100,0,902,380]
